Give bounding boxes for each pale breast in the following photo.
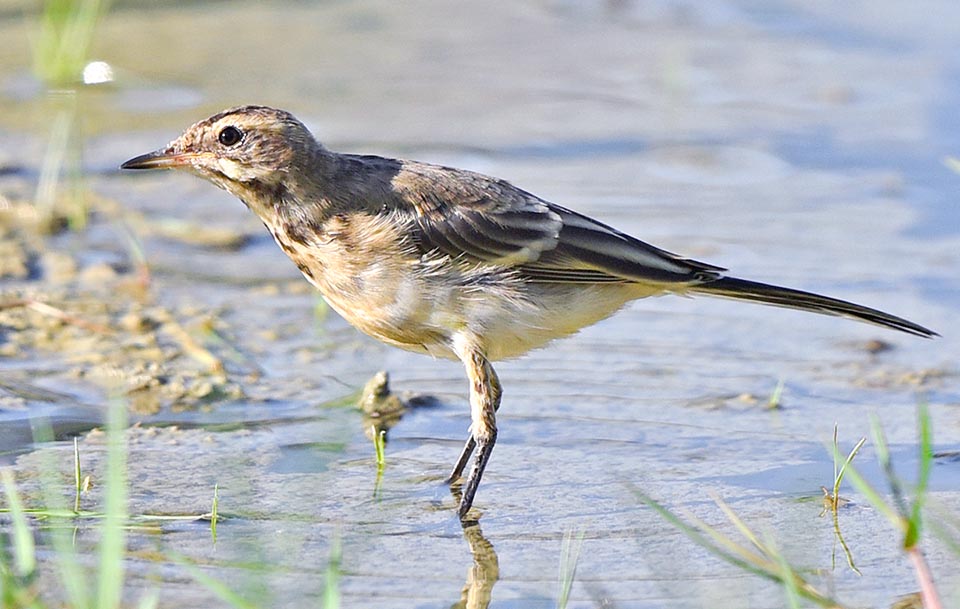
[270,210,455,355]
[267,211,661,362]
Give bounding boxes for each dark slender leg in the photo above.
[458,429,497,519]
[450,336,502,519]
[447,355,504,485]
[446,437,476,484]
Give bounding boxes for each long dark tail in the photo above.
[689,276,937,338]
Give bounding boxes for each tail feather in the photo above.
[689,276,937,338]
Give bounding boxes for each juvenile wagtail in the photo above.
[122,106,936,519]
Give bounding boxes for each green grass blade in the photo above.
[181,561,260,609]
[927,516,960,556]
[834,436,866,501]
[1,469,36,577]
[634,488,763,571]
[36,101,73,214]
[870,415,911,520]
[832,424,839,487]
[373,427,386,469]
[632,488,846,608]
[137,590,160,609]
[906,404,934,549]
[33,0,108,84]
[371,427,386,500]
[869,414,889,464]
[712,494,765,555]
[74,437,82,513]
[557,527,584,609]
[211,483,219,543]
[767,533,801,609]
[32,418,90,609]
[915,404,933,497]
[324,534,341,609]
[97,398,128,609]
[766,378,785,409]
[830,442,902,531]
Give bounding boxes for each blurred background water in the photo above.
[0,1,958,608]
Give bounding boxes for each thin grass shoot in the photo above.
[1,469,36,579]
[210,483,220,542]
[556,527,584,609]
[324,533,341,609]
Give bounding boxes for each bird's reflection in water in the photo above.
[451,516,499,609]
[358,372,499,606]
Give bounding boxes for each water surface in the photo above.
[0,1,958,608]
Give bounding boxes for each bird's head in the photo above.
[121,105,323,197]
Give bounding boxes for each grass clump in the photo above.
[1,469,38,608]
[33,0,109,86]
[635,404,955,609]
[633,487,845,608]
[820,424,866,575]
[835,405,942,608]
[29,0,113,232]
[0,399,131,609]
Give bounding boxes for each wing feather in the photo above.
[392,161,722,284]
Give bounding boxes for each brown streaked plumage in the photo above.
[122,105,937,519]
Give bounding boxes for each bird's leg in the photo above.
[447,353,503,485]
[446,436,476,485]
[446,377,501,484]
[450,338,502,519]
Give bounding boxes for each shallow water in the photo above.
[1,1,959,608]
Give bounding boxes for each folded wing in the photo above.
[395,162,722,285]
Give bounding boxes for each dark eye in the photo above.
[218,126,243,147]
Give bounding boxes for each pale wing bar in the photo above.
[518,205,725,284]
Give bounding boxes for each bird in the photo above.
[121,105,937,519]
